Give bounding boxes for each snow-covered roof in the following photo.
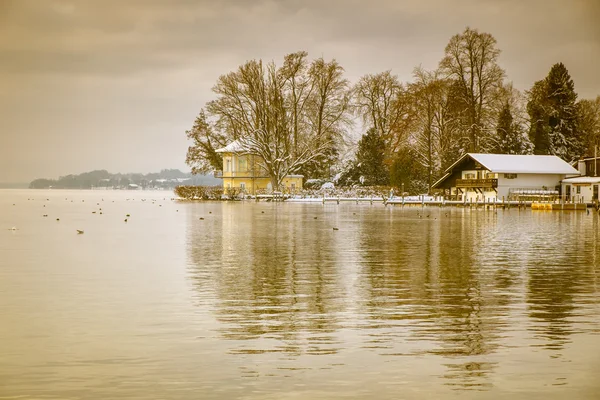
[562,176,600,183]
[215,140,248,153]
[433,153,580,189]
[467,153,579,174]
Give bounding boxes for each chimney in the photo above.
[578,160,586,175]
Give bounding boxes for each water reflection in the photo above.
[187,203,346,357]
[526,213,593,351]
[185,203,600,393]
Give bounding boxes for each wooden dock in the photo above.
[281,196,591,211]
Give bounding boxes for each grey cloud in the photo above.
[1,0,599,182]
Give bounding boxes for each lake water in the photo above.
[1,189,599,399]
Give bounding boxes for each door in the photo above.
[594,185,598,201]
[565,184,571,202]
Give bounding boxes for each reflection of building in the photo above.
[434,153,579,201]
[215,140,303,194]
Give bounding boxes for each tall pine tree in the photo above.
[493,102,532,154]
[527,63,582,161]
[355,128,389,186]
[528,80,550,155]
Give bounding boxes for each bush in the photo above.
[225,187,242,199]
[174,185,224,200]
[304,179,327,189]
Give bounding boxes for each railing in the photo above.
[218,170,270,178]
[455,178,498,188]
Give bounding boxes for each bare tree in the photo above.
[409,67,465,192]
[305,57,353,177]
[279,51,314,157]
[198,56,345,190]
[185,109,228,174]
[439,27,505,152]
[353,71,413,153]
[410,67,442,192]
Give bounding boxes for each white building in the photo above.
[433,153,580,202]
[561,176,600,203]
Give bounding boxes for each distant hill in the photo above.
[29,169,221,189]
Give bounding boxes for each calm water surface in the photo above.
[1,189,599,399]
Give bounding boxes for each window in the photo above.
[486,173,497,179]
[225,158,231,172]
[464,173,476,179]
[576,185,581,194]
[504,173,517,179]
[240,182,246,191]
[238,157,247,172]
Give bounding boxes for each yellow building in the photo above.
[215,140,303,195]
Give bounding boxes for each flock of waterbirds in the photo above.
[7,196,456,234]
[8,196,179,234]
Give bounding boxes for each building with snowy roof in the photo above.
[560,176,600,203]
[433,153,580,202]
[215,140,303,195]
[560,154,600,203]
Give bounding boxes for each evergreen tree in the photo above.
[493,103,513,153]
[546,62,581,160]
[440,79,470,169]
[527,80,550,154]
[493,102,533,154]
[390,147,427,194]
[355,128,389,185]
[577,96,600,156]
[527,63,582,161]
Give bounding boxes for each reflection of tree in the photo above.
[526,213,590,351]
[184,204,600,389]
[442,361,495,390]
[186,204,346,357]
[356,209,507,390]
[434,212,506,359]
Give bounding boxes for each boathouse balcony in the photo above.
[455,178,498,189]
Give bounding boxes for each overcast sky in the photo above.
[1,0,599,182]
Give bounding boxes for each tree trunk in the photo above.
[270,175,279,193]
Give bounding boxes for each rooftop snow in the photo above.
[467,153,579,174]
[433,153,581,189]
[562,176,600,183]
[215,140,248,153]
